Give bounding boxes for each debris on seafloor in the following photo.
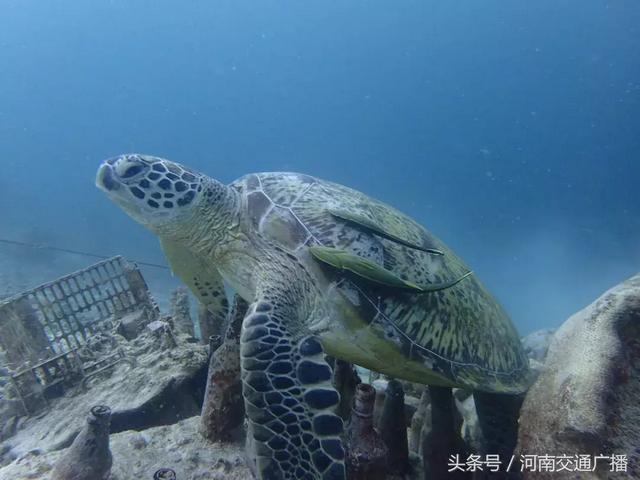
[0,256,251,479]
[51,405,113,480]
[199,295,246,442]
[345,383,389,480]
[0,256,159,417]
[153,467,177,479]
[379,379,409,476]
[422,386,467,480]
[1,415,252,479]
[208,334,223,353]
[333,359,360,420]
[169,287,193,337]
[146,319,178,349]
[408,387,429,455]
[197,296,227,347]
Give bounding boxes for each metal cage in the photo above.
[0,256,159,414]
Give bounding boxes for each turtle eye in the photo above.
[122,164,144,178]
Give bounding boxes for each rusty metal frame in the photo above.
[0,256,159,414]
[0,255,158,358]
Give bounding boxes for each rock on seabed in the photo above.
[517,273,640,479]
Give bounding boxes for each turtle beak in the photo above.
[96,163,121,192]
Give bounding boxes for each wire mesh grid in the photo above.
[2,255,155,355]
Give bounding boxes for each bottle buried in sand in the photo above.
[208,334,223,356]
[51,405,113,480]
[333,359,360,420]
[200,296,247,442]
[379,379,409,476]
[153,468,177,480]
[345,383,389,480]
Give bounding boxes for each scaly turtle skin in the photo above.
[96,154,530,480]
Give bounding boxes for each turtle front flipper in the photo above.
[160,237,229,325]
[241,300,346,480]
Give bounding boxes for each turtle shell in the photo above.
[231,172,530,393]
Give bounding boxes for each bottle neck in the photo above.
[349,408,374,436]
[349,383,376,435]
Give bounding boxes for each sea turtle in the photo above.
[96,154,530,480]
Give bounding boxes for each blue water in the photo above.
[1,1,638,333]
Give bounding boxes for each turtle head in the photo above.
[96,154,219,235]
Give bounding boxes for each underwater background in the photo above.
[0,0,638,334]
